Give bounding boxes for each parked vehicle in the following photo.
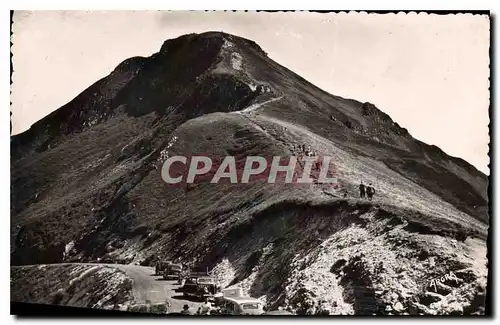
[163,263,183,280]
[182,276,221,300]
[219,296,265,315]
[197,276,220,299]
[190,266,209,277]
[217,288,265,315]
[182,277,198,298]
[155,261,171,276]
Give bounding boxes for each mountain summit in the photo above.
[11,32,488,315]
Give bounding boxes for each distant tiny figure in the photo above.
[366,183,375,201]
[314,160,322,171]
[359,181,366,198]
[181,304,191,315]
[343,190,348,198]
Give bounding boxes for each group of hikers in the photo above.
[293,143,316,157]
[292,143,377,201]
[342,181,376,200]
[359,181,376,200]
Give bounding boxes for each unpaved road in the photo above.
[111,264,202,312]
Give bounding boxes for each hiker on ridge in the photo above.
[359,181,366,198]
[366,183,376,201]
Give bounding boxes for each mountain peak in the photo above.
[159,31,268,58]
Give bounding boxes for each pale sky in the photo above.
[11,11,490,174]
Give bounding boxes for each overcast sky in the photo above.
[11,11,490,173]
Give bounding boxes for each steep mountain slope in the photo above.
[11,32,489,315]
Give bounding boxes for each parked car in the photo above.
[219,296,265,315]
[182,276,220,300]
[197,276,220,298]
[189,266,209,277]
[163,263,183,280]
[182,277,198,297]
[215,288,265,315]
[155,261,171,275]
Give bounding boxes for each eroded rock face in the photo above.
[278,213,487,315]
[11,264,134,310]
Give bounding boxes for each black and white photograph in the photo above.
[9,8,491,317]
